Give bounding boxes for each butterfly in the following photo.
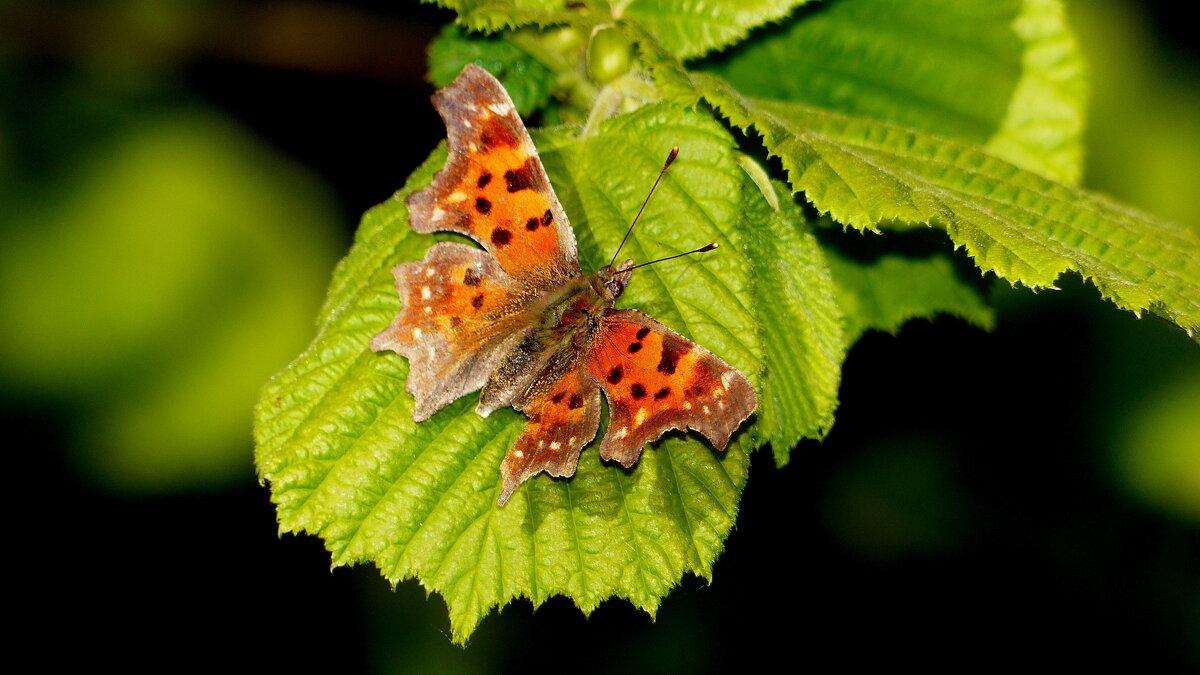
[371,64,757,505]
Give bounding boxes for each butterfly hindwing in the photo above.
[406,64,581,288]
[370,242,528,421]
[587,309,757,466]
[498,366,602,505]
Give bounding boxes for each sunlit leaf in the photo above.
[743,181,844,460]
[695,73,1200,339]
[703,0,1086,183]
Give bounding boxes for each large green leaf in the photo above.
[255,104,764,643]
[744,181,844,460]
[694,73,1200,339]
[702,0,1086,184]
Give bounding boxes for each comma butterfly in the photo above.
[371,64,757,505]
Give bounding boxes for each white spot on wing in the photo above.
[615,427,628,440]
[635,408,647,427]
[412,328,423,340]
[703,405,711,414]
[424,267,436,277]
[487,102,513,116]
[550,441,561,451]
[448,191,467,202]
[683,402,692,410]
[514,450,524,459]
[421,286,431,300]
[431,207,445,222]
[721,372,734,388]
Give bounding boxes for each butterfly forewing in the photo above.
[406,64,581,288]
[587,309,757,466]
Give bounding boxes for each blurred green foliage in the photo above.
[0,89,341,493]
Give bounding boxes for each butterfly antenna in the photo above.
[609,146,679,268]
[626,242,719,272]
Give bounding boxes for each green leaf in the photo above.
[694,72,1200,340]
[744,180,844,460]
[702,0,1086,184]
[255,104,763,643]
[428,24,556,117]
[428,0,582,33]
[431,0,814,62]
[822,231,996,342]
[619,0,814,61]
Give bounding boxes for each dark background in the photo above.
[3,1,1198,671]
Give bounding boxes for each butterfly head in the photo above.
[596,259,635,304]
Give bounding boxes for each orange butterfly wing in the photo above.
[373,64,585,422]
[494,302,758,506]
[586,309,757,467]
[405,64,580,287]
[370,242,528,421]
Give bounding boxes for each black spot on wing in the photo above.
[631,383,646,399]
[463,267,483,287]
[491,228,512,246]
[657,344,681,375]
[504,159,537,192]
[606,366,623,384]
[475,197,492,214]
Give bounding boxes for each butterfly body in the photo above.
[372,65,756,505]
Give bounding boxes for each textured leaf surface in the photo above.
[430,0,581,32]
[702,0,1086,184]
[619,0,813,61]
[433,0,813,62]
[428,24,556,116]
[695,73,1200,339]
[744,181,844,461]
[255,104,763,643]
